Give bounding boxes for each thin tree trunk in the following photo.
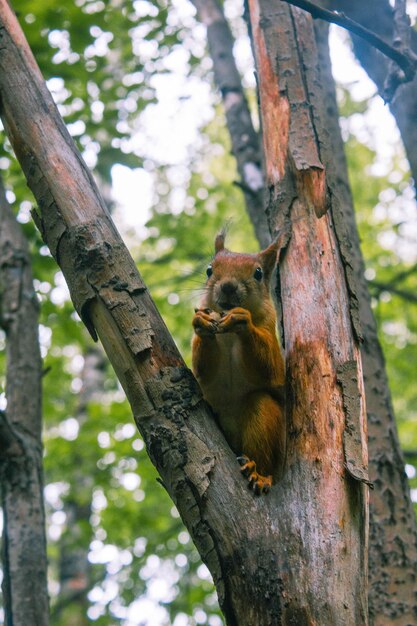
[190,0,270,247]
[313,21,417,626]
[0,175,49,626]
[53,348,106,626]
[0,1,369,623]
[319,0,417,189]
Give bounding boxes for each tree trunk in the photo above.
[53,348,106,626]
[313,20,417,626]
[319,0,417,189]
[190,0,269,247]
[199,3,417,621]
[0,1,369,624]
[0,175,49,626]
[248,1,369,622]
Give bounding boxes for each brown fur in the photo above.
[192,236,286,494]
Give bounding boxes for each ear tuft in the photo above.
[214,230,226,253]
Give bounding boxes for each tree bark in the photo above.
[0,4,279,624]
[248,1,369,622]
[0,1,369,624]
[313,21,417,626]
[0,175,49,626]
[200,4,417,621]
[190,0,270,247]
[319,0,417,189]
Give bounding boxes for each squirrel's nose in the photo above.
[221,280,238,295]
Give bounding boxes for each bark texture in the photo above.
[319,0,417,188]
[0,4,292,624]
[202,4,417,620]
[0,1,370,624]
[313,21,417,626]
[191,0,270,247]
[247,2,369,623]
[0,176,49,626]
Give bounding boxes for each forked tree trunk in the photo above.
[0,175,49,626]
[0,1,369,624]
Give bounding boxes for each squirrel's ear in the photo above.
[259,239,280,277]
[259,226,291,276]
[214,231,226,253]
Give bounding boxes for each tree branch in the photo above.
[324,0,417,189]
[383,0,415,100]
[0,4,277,624]
[280,0,417,90]
[246,2,369,621]
[387,262,417,286]
[312,16,417,624]
[403,449,417,460]
[369,279,417,304]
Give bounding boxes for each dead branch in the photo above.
[281,0,417,98]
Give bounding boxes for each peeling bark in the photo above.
[313,21,417,625]
[0,175,49,626]
[249,1,369,621]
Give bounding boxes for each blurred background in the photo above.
[0,0,416,624]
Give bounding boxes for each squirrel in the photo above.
[192,231,286,494]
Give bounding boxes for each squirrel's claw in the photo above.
[217,307,251,334]
[237,455,272,495]
[192,308,220,336]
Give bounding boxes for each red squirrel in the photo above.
[192,232,286,494]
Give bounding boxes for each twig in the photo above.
[369,280,417,304]
[281,0,417,90]
[388,262,417,286]
[403,449,417,460]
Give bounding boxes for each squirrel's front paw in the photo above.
[237,455,272,495]
[192,308,220,337]
[218,307,252,334]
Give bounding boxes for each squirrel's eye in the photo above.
[254,266,263,281]
[206,264,213,278]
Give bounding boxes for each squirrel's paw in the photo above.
[218,307,252,334]
[237,455,272,495]
[192,308,220,337]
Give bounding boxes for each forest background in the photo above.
[0,0,417,625]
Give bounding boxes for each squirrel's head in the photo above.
[202,232,282,320]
